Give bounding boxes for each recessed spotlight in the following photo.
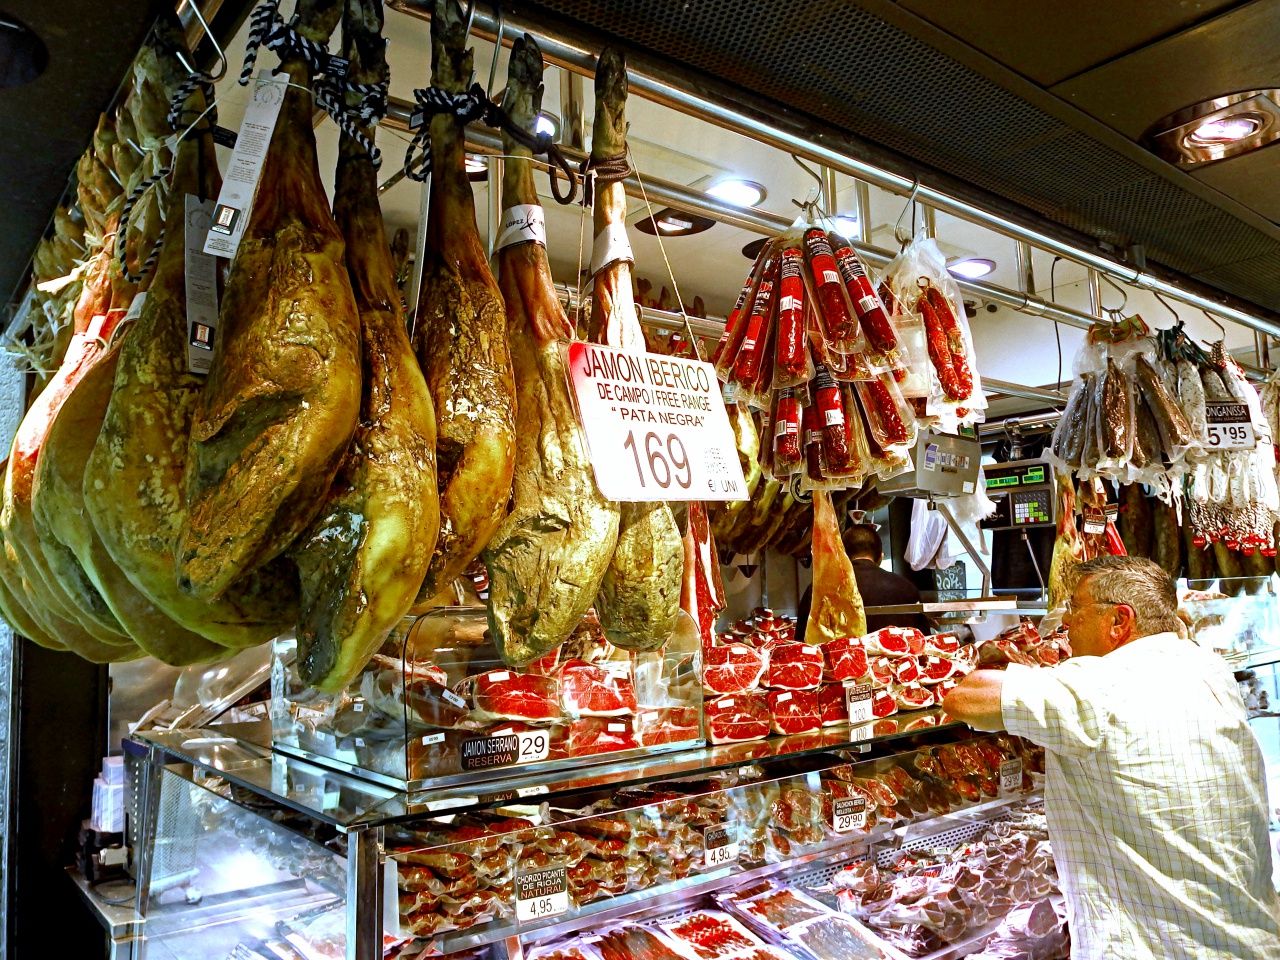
[1186,114,1263,146]
[947,258,996,280]
[741,238,769,260]
[707,179,766,208]
[635,207,715,237]
[535,112,561,142]
[1144,90,1280,167]
[0,14,47,88]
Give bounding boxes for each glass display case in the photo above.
[127,719,1043,960]
[271,609,705,791]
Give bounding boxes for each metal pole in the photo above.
[486,156,504,262]
[1015,241,1035,296]
[1087,269,1102,319]
[854,180,872,245]
[347,826,383,960]
[382,0,1280,338]
[922,206,936,240]
[560,71,586,153]
[820,166,838,219]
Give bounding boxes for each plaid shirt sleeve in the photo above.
[1000,662,1108,758]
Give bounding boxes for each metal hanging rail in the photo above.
[384,0,1280,341]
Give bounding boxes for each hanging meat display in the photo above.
[483,35,620,667]
[288,0,440,692]
[411,0,516,608]
[177,0,362,600]
[586,48,683,652]
[805,490,867,645]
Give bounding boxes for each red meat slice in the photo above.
[565,717,638,756]
[823,636,869,682]
[707,693,770,744]
[559,659,637,717]
[871,687,898,719]
[768,689,822,735]
[471,670,561,722]
[767,643,823,690]
[864,627,925,658]
[932,679,958,707]
[1035,643,1062,666]
[703,644,768,694]
[976,639,1038,669]
[924,632,960,656]
[917,656,956,685]
[817,682,849,726]
[891,683,934,710]
[635,706,701,746]
[869,656,895,686]
[893,657,921,685]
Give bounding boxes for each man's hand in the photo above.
[942,669,1008,731]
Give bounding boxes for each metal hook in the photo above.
[1098,273,1128,315]
[894,179,921,248]
[790,155,825,220]
[1200,307,1226,340]
[1151,290,1181,326]
[485,2,505,99]
[462,0,479,86]
[176,0,228,81]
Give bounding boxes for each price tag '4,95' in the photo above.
[566,342,747,501]
[703,823,740,868]
[515,866,570,924]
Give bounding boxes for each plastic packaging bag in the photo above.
[771,240,810,389]
[713,240,774,375]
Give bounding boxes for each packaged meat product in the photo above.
[681,502,726,648]
[707,693,771,744]
[870,687,899,719]
[805,490,867,644]
[713,242,772,370]
[767,643,824,690]
[864,627,925,658]
[773,244,809,388]
[917,656,956,685]
[638,706,701,746]
[565,717,638,757]
[596,927,691,960]
[559,659,637,717]
[787,915,882,959]
[469,670,561,722]
[660,910,762,959]
[527,943,603,960]
[1134,354,1194,456]
[361,659,468,728]
[804,228,855,343]
[486,38,620,665]
[891,683,934,711]
[924,632,960,656]
[816,682,849,726]
[767,689,821,735]
[731,885,832,930]
[703,644,768,695]
[822,635,869,682]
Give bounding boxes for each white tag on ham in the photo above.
[496,203,547,251]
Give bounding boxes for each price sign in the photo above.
[1205,402,1257,450]
[703,823,740,868]
[831,797,868,834]
[846,683,875,724]
[515,866,570,924]
[566,342,747,501]
[459,729,551,771]
[999,758,1023,796]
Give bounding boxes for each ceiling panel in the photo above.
[1192,145,1280,223]
[1051,0,1280,139]
[894,0,1241,87]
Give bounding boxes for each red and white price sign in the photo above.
[566,342,748,501]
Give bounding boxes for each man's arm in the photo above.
[942,670,1007,731]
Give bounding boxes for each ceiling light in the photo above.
[741,238,769,260]
[947,258,996,280]
[1144,90,1280,167]
[635,207,715,237]
[535,112,561,142]
[0,14,47,88]
[827,215,860,240]
[707,179,766,208]
[1186,114,1263,145]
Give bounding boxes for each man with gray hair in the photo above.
[945,555,1280,959]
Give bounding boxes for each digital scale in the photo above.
[980,459,1055,530]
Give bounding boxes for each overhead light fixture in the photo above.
[535,111,561,142]
[706,179,766,208]
[741,237,769,260]
[827,214,860,239]
[0,14,47,88]
[947,258,996,280]
[464,154,488,182]
[635,207,715,237]
[1144,90,1280,167]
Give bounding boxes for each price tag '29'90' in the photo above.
[566,342,748,501]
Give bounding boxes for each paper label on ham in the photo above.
[183,195,220,374]
[203,71,286,258]
[590,219,634,274]
[496,203,547,251]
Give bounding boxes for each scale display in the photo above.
[981,459,1054,530]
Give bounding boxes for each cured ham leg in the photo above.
[587,48,683,651]
[483,35,620,666]
[178,0,361,599]
[680,502,726,649]
[411,0,515,607]
[805,490,867,644]
[289,0,440,692]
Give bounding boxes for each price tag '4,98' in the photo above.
[566,342,747,501]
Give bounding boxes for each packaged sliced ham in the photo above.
[659,909,763,959]
[559,659,637,717]
[822,635,869,682]
[870,687,899,719]
[863,627,925,658]
[707,693,771,744]
[703,644,768,695]
[891,683,934,711]
[817,682,849,726]
[565,717,638,757]
[916,656,956,685]
[767,643,823,690]
[767,689,822,735]
[467,670,561,723]
[923,632,960,656]
[637,706,702,746]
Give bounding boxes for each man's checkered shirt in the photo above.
[1002,631,1280,959]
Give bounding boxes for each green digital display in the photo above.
[1023,465,1046,484]
[986,474,1020,489]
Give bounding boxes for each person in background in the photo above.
[944,556,1280,960]
[797,524,929,641]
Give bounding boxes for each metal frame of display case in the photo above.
[125,719,1038,960]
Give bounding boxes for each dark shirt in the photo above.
[796,558,928,641]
